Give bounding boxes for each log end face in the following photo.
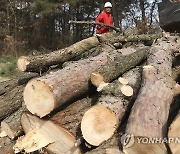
[81,105,117,146]
[91,72,104,87]
[17,56,30,72]
[121,85,133,97]
[24,79,55,117]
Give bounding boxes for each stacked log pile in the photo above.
[0,32,180,154]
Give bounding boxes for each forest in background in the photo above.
[0,0,161,56]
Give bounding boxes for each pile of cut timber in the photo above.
[0,32,180,154]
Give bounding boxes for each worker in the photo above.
[95,2,113,34]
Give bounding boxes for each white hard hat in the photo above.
[104,2,112,8]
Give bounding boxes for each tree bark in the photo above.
[81,68,142,146]
[1,106,27,139]
[91,47,149,88]
[17,32,116,72]
[123,36,180,154]
[0,73,38,121]
[0,136,15,154]
[168,111,180,154]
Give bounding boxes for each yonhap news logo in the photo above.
[121,133,180,148]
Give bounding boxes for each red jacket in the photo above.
[95,11,113,34]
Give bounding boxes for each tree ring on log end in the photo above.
[81,105,117,146]
[121,85,133,97]
[24,79,54,117]
[17,56,30,72]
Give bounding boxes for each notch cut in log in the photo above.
[81,68,142,146]
[14,113,81,154]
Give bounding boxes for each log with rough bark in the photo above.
[81,67,142,146]
[24,45,148,118]
[91,47,149,88]
[14,97,92,154]
[122,36,180,154]
[17,33,158,73]
[168,111,180,154]
[0,73,38,121]
[1,106,27,139]
[0,136,15,154]
[17,33,116,72]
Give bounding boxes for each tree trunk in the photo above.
[14,97,92,154]
[17,33,158,72]
[0,73,38,121]
[81,68,142,146]
[91,47,149,88]
[111,0,119,28]
[17,32,116,72]
[168,112,180,154]
[1,106,27,139]
[123,36,179,154]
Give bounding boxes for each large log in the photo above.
[0,73,38,121]
[91,47,149,88]
[122,36,180,154]
[168,111,180,154]
[17,33,116,72]
[14,97,92,154]
[24,45,147,117]
[17,33,158,72]
[81,67,142,146]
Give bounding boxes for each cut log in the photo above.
[15,97,92,154]
[17,34,158,73]
[168,112,180,154]
[17,33,116,72]
[81,67,142,146]
[91,47,149,87]
[123,36,180,154]
[14,113,81,154]
[0,73,38,121]
[1,106,27,139]
[24,46,147,117]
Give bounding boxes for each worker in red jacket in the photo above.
[95,2,113,34]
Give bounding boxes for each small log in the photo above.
[1,106,27,139]
[168,112,180,154]
[17,33,116,72]
[91,47,149,87]
[81,67,142,146]
[123,36,180,154]
[0,73,38,121]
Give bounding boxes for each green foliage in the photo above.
[0,55,18,77]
